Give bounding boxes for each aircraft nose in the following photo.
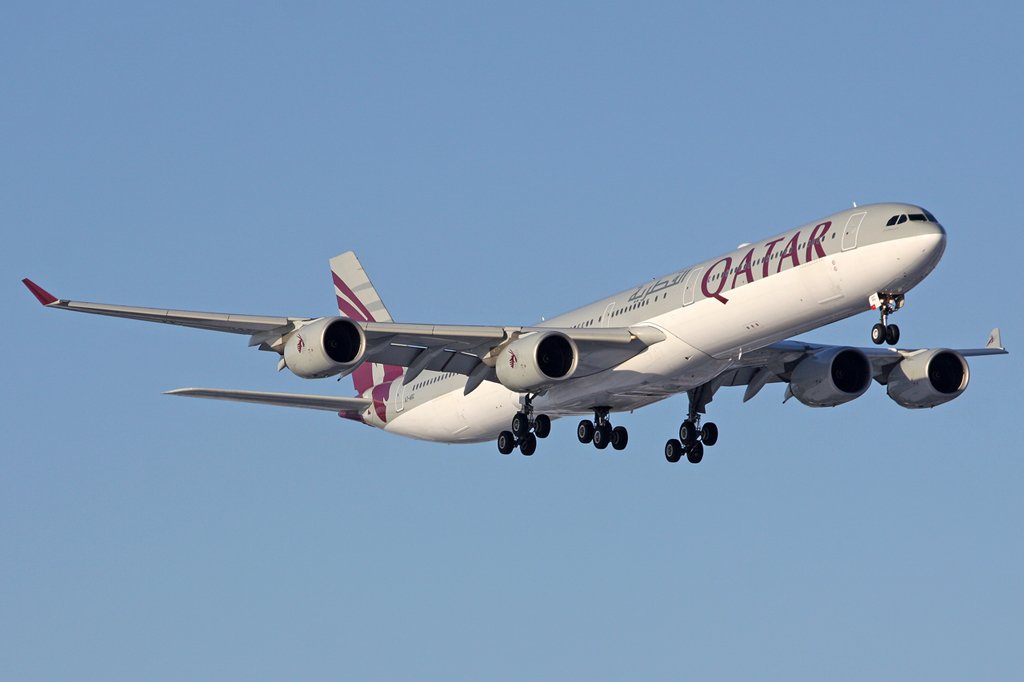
[925,220,946,252]
[915,220,947,269]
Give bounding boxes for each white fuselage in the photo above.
[366,203,946,443]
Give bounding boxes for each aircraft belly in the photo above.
[384,382,518,444]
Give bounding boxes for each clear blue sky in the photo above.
[3,2,1022,680]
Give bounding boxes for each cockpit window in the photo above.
[887,210,939,227]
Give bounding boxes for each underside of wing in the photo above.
[358,322,667,393]
[713,327,1007,405]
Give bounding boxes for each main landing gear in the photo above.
[870,292,905,346]
[496,394,552,456]
[576,407,629,451]
[665,384,719,464]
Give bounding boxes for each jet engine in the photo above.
[886,349,969,408]
[283,317,366,379]
[495,331,579,393]
[789,347,872,407]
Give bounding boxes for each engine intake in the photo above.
[887,349,969,408]
[789,347,872,407]
[284,317,366,379]
[495,331,579,393]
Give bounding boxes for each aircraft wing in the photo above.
[22,278,302,334]
[166,388,372,413]
[357,321,666,392]
[22,279,666,392]
[713,328,1007,403]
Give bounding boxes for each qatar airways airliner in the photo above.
[23,202,1006,463]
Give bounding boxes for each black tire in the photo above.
[665,439,683,463]
[577,419,594,444]
[871,323,886,345]
[611,426,629,451]
[497,431,516,455]
[593,423,612,450]
[686,441,704,464]
[701,422,719,447]
[534,414,552,439]
[885,324,900,345]
[679,420,698,445]
[511,411,531,438]
[520,433,537,456]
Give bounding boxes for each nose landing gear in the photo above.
[870,292,905,345]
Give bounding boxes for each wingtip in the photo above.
[22,278,58,305]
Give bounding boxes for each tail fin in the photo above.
[329,251,404,397]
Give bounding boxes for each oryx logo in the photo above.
[296,334,305,353]
[508,350,518,369]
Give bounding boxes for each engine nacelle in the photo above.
[886,349,969,409]
[789,347,872,407]
[283,317,366,379]
[495,331,578,393]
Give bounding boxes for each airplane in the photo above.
[22,202,1007,464]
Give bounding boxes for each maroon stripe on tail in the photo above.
[332,272,375,322]
[336,295,365,322]
[352,364,374,396]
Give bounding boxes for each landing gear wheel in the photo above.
[519,433,537,456]
[611,426,629,451]
[700,422,718,447]
[577,419,594,444]
[593,423,612,450]
[665,439,683,463]
[511,412,531,438]
[885,324,900,345]
[871,323,886,345]
[679,420,698,445]
[686,441,705,464]
[497,431,516,455]
[533,414,551,439]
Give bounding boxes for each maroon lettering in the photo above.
[804,221,831,262]
[762,237,784,279]
[731,247,756,289]
[776,231,801,273]
[701,256,732,304]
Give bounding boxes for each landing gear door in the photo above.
[683,268,703,306]
[841,211,867,251]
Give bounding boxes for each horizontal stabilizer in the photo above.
[166,388,372,412]
[957,327,1007,357]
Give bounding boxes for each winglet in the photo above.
[986,328,1003,350]
[22,278,58,305]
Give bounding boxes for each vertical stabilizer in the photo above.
[330,251,394,323]
[329,252,404,402]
